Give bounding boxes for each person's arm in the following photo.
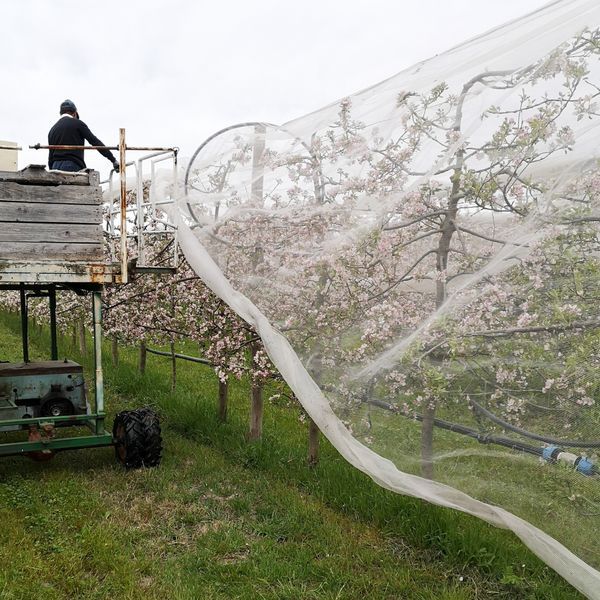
[78,120,118,166]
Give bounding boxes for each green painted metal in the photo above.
[49,285,58,360]
[0,360,88,431]
[0,432,114,456]
[92,291,104,434]
[0,413,104,428]
[19,284,28,363]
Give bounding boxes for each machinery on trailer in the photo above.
[0,131,177,467]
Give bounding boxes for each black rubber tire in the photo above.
[40,398,74,418]
[113,407,162,469]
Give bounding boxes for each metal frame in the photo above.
[103,145,179,273]
[31,129,179,282]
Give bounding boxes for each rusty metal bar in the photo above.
[30,143,178,152]
[119,128,128,283]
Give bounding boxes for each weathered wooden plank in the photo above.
[0,202,102,224]
[0,222,102,244]
[0,181,102,204]
[0,166,96,186]
[0,242,104,261]
[0,258,108,270]
[0,268,117,284]
[0,259,116,283]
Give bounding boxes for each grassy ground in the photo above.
[0,311,584,599]
[352,406,599,571]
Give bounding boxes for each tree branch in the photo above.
[383,210,446,231]
[464,319,600,338]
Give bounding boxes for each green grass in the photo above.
[0,311,585,599]
[351,405,599,571]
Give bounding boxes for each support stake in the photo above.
[218,379,228,422]
[308,418,320,467]
[139,340,147,374]
[249,382,264,441]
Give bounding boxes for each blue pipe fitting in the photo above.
[575,457,595,476]
[542,445,560,462]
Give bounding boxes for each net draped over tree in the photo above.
[154,1,600,596]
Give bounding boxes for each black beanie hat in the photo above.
[60,99,77,114]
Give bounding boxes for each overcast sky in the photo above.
[1,0,550,174]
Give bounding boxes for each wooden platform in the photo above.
[0,165,120,284]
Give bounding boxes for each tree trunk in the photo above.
[420,150,465,479]
[78,319,86,354]
[308,418,320,466]
[111,337,119,366]
[218,379,228,422]
[139,340,147,375]
[71,323,77,348]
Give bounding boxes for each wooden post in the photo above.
[218,378,228,422]
[111,337,119,366]
[78,319,86,354]
[249,381,264,441]
[139,340,147,375]
[308,418,320,466]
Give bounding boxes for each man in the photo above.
[48,99,119,173]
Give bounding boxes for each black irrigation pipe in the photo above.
[367,399,544,457]
[146,346,213,366]
[367,399,599,476]
[468,399,600,449]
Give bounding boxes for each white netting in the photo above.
[158,1,600,596]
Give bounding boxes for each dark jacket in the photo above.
[48,116,116,168]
